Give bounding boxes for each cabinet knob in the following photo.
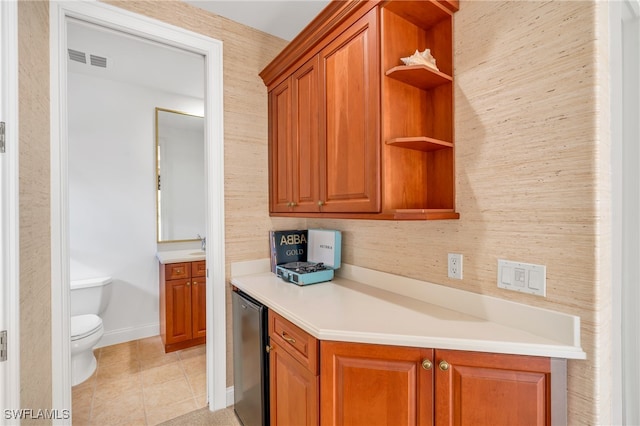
[317,200,324,206]
[186,282,191,287]
[439,360,450,371]
[193,281,198,286]
[421,359,433,370]
[287,202,297,207]
[265,345,274,353]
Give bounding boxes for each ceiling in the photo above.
[67,1,330,99]
[185,1,330,41]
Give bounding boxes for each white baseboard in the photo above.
[96,323,160,348]
[226,386,234,407]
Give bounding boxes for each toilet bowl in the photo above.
[70,314,104,386]
[70,277,112,386]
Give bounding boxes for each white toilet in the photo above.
[70,276,113,386]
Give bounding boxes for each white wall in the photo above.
[68,71,203,346]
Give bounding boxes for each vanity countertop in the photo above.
[231,259,586,360]
[156,249,205,264]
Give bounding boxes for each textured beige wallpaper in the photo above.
[309,1,608,424]
[18,1,52,423]
[17,0,610,424]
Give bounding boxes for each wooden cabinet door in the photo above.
[191,278,206,339]
[320,9,380,213]
[270,78,293,212]
[270,340,319,426]
[320,341,434,426]
[434,350,551,426]
[291,55,321,212]
[165,278,192,344]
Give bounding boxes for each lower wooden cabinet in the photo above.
[434,349,551,426]
[320,341,433,426]
[269,311,319,426]
[320,341,553,426]
[159,260,206,352]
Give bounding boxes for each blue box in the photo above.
[276,229,341,285]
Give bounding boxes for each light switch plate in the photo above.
[497,259,546,296]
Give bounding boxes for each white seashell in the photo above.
[400,48,439,71]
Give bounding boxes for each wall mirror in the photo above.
[155,107,205,243]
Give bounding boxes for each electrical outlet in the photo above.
[448,253,463,279]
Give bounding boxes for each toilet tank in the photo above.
[70,277,113,316]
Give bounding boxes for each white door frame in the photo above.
[0,0,20,416]
[611,0,640,424]
[50,1,226,416]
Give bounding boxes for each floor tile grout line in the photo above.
[73,336,205,426]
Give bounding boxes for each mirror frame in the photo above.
[155,107,205,243]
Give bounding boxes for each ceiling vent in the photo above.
[68,49,86,64]
[68,49,108,69]
[90,54,107,68]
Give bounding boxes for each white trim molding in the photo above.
[49,1,226,419]
[0,0,20,416]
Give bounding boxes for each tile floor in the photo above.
[71,336,207,425]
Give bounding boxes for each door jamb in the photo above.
[0,0,20,415]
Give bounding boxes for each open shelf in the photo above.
[386,65,452,90]
[383,0,454,29]
[390,209,460,220]
[386,136,452,152]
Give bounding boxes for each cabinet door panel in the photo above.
[321,341,433,426]
[320,9,380,212]
[435,350,551,426]
[165,278,192,344]
[270,79,293,212]
[270,342,319,426]
[292,56,321,211]
[191,279,206,339]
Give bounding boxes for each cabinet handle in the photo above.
[281,331,296,344]
[421,359,433,370]
[266,345,274,353]
[287,202,298,207]
[439,360,450,371]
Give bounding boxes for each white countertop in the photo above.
[156,249,205,264]
[231,259,586,360]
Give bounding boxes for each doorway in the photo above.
[50,1,226,416]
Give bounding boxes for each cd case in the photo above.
[276,229,341,286]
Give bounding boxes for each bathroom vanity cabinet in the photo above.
[159,260,206,352]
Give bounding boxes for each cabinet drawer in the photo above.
[269,311,318,374]
[165,263,190,280]
[192,261,206,278]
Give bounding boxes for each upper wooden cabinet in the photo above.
[261,0,459,220]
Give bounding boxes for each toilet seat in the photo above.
[71,314,103,341]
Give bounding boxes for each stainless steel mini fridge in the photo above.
[232,290,270,426]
